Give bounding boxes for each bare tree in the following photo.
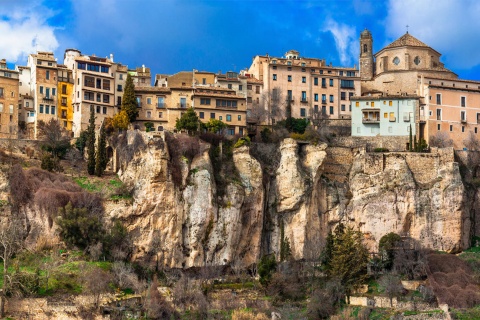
[379,273,403,307]
[429,131,453,148]
[112,261,135,289]
[261,87,285,125]
[248,100,268,125]
[37,119,71,159]
[79,266,113,309]
[148,231,162,271]
[464,131,480,151]
[0,218,25,317]
[146,276,177,319]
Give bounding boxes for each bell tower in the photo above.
[360,29,374,81]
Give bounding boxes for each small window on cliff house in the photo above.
[363,44,367,53]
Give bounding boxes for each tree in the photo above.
[258,254,277,286]
[203,118,227,134]
[112,110,130,131]
[464,131,480,151]
[409,124,413,151]
[379,273,403,307]
[56,202,104,250]
[144,121,154,132]
[121,74,138,123]
[86,109,96,175]
[175,107,200,135]
[80,266,112,309]
[429,131,453,148]
[326,224,369,297]
[0,218,25,317]
[37,118,71,172]
[145,276,177,319]
[75,130,89,158]
[95,123,107,177]
[9,164,31,214]
[261,87,285,125]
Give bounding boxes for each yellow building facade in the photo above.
[57,65,73,131]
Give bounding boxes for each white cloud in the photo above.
[0,4,58,63]
[385,0,480,70]
[323,19,359,66]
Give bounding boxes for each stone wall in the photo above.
[331,135,409,151]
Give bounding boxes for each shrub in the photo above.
[374,148,389,152]
[258,254,277,286]
[260,128,271,143]
[234,136,251,148]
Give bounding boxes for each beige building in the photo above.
[248,50,360,122]
[64,49,116,136]
[0,59,19,138]
[359,30,480,149]
[27,52,59,138]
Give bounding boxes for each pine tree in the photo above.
[86,109,96,175]
[175,107,200,135]
[95,122,107,177]
[121,74,138,123]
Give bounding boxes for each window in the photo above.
[461,110,466,122]
[476,128,478,134]
[200,98,210,105]
[159,112,163,118]
[146,97,152,105]
[45,88,50,98]
[46,70,50,80]
[329,79,333,87]
[84,91,94,101]
[436,94,441,105]
[117,85,123,91]
[450,125,453,132]
[239,85,243,91]
[96,105,101,113]
[314,94,319,102]
[96,79,101,89]
[273,74,277,81]
[238,115,241,121]
[300,108,306,117]
[61,97,67,106]
[288,75,292,82]
[287,67,292,71]
[103,106,107,114]
[287,61,292,65]
[247,97,252,103]
[329,95,334,103]
[158,126,164,131]
[403,112,410,122]
[340,80,354,88]
[226,114,232,122]
[302,77,306,83]
[389,112,395,121]
[146,111,152,118]
[103,95,110,103]
[438,124,441,130]
[341,104,345,111]
[119,74,123,80]
[199,112,204,119]
[117,96,122,106]
[314,105,319,112]
[210,113,215,119]
[436,109,442,120]
[301,91,307,102]
[477,113,480,124]
[26,102,29,107]
[39,86,44,94]
[78,62,86,70]
[287,90,292,101]
[62,84,67,94]
[384,113,388,118]
[461,96,466,107]
[101,66,109,73]
[103,79,110,90]
[39,104,43,113]
[227,128,235,135]
[314,78,318,86]
[219,116,222,120]
[228,84,232,89]
[0,88,3,98]
[341,92,346,100]
[322,106,326,115]
[247,85,252,90]
[180,97,186,108]
[371,101,375,107]
[349,92,354,100]
[157,97,165,108]
[322,94,326,103]
[321,78,326,87]
[45,105,50,114]
[301,62,306,67]
[216,100,237,108]
[202,78,206,85]
[52,88,56,96]
[462,126,465,132]
[329,106,334,115]
[256,86,260,94]
[355,101,359,107]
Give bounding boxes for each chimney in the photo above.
[110,53,114,62]
[142,64,145,72]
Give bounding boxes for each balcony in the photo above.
[42,95,54,103]
[321,100,327,104]
[301,98,308,103]
[362,118,380,124]
[321,85,327,88]
[26,116,35,123]
[156,103,167,109]
[177,103,190,109]
[286,96,294,102]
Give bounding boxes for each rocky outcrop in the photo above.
[108,133,470,267]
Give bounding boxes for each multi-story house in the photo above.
[130,65,151,87]
[57,65,73,131]
[27,52,59,138]
[64,49,116,137]
[17,66,35,138]
[0,59,19,138]
[248,50,360,122]
[113,63,127,112]
[351,94,419,140]
[134,86,171,132]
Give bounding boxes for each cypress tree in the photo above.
[86,109,96,175]
[95,122,107,177]
[409,124,413,151]
[122,74,138,123]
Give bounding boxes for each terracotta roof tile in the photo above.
[384,33,430,49]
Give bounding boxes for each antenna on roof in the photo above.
[406,25,409,34]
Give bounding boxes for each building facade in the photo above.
[0,59,19,138]
[57,65,74,131]
[248,50,360,122]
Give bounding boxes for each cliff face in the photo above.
[111,133,468,267]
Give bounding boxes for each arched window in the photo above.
[158,126,164,131]
[363,44,368,53]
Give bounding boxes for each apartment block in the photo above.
[17,66,34,138]
[27,52,59,138]
[57,65,74,131]
[64,49,116,137]
[0,59,19,138]
[248,50,360,122]
[351,94,419,138]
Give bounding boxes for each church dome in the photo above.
[361,29,372,38]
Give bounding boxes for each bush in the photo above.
[374,148,389,152]
[260,128,271,143]
[234,136,251,148]
[258,254,277,286]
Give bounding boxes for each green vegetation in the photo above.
[233,136,251,148]
[203,118,227,133]
[374,147,389,152]
[258,254,277,286]
[86,108,96,175]
[144,121,154,132]
[74,176,132,201]
[95,122,107,177]
[122,73,139,123]
[175,107,200,134]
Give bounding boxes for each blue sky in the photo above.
[2,0,480,80]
